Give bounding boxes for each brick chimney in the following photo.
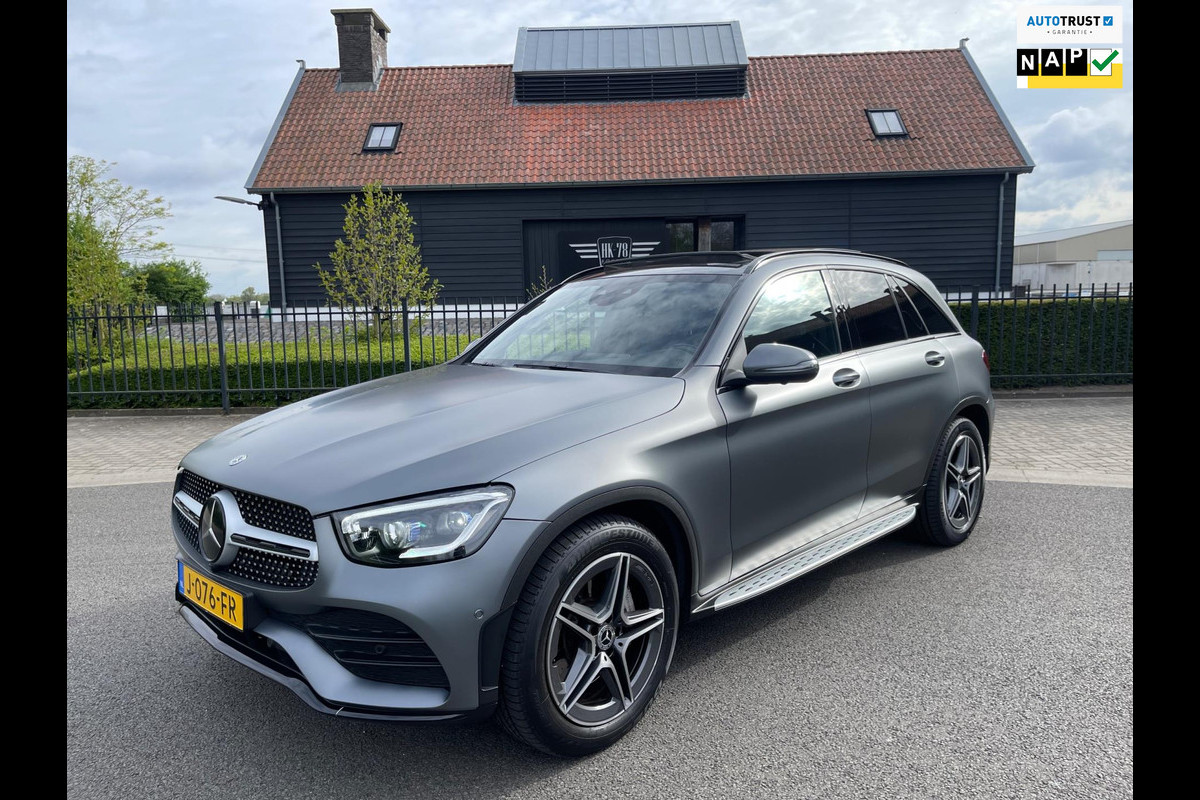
[331,8,389,90]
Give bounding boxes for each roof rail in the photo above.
[748,248,910,270]
[565,247,911,282]
[599,251,764,268]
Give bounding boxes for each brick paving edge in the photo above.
[68,407,272,418]
[991,385,1132,400]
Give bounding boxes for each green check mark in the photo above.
[1092,51,1118,71]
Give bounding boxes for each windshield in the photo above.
[469,272,738,376]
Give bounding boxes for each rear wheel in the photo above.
[496,515,678,756]
[916,417,986,546]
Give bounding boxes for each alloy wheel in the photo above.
[546,552,666,727]
[943,433,984,531]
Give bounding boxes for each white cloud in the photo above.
[67,0,1133,293]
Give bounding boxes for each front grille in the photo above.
[226,548,319,589]
[174,469,319,590]
[177,470,316,542]
[231,490,316,541]
[274,608,450,689]
[173,503,200,551]
[179,470,218,504]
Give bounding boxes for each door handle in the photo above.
[832,368,860,388]
[925,351,946,367]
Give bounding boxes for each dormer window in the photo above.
[363,123,401,151]
[867,109,906,137]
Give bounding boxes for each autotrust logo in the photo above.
[1024,13,1111,32]
[1016,6,1124,89]
[1017,6,1122,42]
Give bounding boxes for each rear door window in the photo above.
[887,275,928,338]
[830,270,907,349]
[893,277,959,335]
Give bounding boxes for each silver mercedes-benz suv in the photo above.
[172,249,992,756]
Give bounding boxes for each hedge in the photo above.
[947,296,1133,388]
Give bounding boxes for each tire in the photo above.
[915,417,987,546]
[496,514,679,757]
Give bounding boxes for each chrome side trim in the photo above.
[711,505,918,611]
[173,490,318,562]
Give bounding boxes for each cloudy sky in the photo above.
[67,0,1133,295]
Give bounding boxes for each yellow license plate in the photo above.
[179,563,244,631]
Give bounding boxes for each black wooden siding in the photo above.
[261,173,1017,304]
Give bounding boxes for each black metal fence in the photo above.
[942,283,1133,388]
[66,298,524,410]
[66,282,1133,409]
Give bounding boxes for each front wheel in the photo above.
[916,417,987,546]
[496,515,679,756]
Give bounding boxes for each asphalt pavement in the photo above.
[67,480,1132,799]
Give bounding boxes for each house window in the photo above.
[866,109,906,137]
[668,222,695,252]
[667,217,743,252]
[711,220,736,251]
[363,123,402,151]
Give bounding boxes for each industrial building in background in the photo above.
[242,8,1034,306]
[1013,219,1132,289]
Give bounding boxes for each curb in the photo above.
[992,385,1133,400]
[67,407,272,418]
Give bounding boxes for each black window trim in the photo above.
[865,108,907,138]
[717,263,962,388]
[362,122,403,152]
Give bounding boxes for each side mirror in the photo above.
[739,343,820,385]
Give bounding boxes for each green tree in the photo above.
[316,183,440,315]
[66,155,173,310]
[67,212,127,308]
[125,259,209,307]
[239,286,258,302]
[67,155,171,261]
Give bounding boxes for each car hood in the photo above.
[180,364,684,515]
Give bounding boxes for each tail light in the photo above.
[982,349,991,372]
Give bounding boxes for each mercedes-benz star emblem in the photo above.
[199,495,228,562]
[597,624,615,651]
[229,454,247,466]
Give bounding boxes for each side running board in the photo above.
[711,505,918,611]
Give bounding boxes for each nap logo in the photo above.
[1017,47,1122,88]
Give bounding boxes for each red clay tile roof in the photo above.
[250,49,1029,191]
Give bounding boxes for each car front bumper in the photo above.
[174,514,541,720]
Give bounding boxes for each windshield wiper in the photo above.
[511,362,596,373]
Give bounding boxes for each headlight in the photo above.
[334,486,513,566]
